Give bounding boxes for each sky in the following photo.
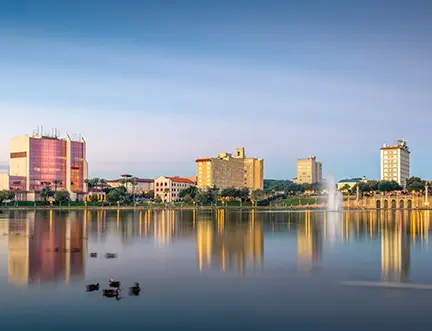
[0,0,431,180]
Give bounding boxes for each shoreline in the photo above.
[0,205,431,212]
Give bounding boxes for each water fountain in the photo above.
[326,174,343,212]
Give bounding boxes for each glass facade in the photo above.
[70,141,85,192]
[29,138,67,191]
[26,137,86,193]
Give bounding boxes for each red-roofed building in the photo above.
[154,176,196,203]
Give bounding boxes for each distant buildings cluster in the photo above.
[0,129,414,202]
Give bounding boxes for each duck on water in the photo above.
[109,279,121,288]
[86,283,100,292]
[129,282,141,296]
[103,288,120,299]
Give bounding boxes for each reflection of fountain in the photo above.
[326,174,343,212]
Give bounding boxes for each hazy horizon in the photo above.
[1,0,431,180]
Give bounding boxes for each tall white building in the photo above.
[380,139,410,187]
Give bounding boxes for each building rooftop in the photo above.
[168,176,195,184]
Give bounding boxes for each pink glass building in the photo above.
[9,133,88,201]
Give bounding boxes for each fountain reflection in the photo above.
[196,210,264,276]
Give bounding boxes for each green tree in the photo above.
[184,194,193,203]
[377,180,402,192]
[141,190,154,199]
[89,194,99,203]
[406,176,424,192]
[195,188,219,205]
[221,187,237,198]
[129,179,138,205]
[54,190,70,204]
[154,195,162,203]
[40,185,54,203]
[0,190,15,203]
[251,189,266,204]
[367,180,379,191]
[106,186,131,204]
[52,179,61,191]
[341,184,351,192]
[236,188,249,204]
[179,186,198,199]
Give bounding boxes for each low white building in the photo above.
[154,176,196,203]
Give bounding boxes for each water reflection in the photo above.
[297,211,322,273]
[7,211,86,286]
[197,210,264,276]
[0,209,431,287]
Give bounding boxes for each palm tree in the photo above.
[130,179,138,206]
[52,180,60,192]
[40,185,53,203]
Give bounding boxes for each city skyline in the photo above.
[1,1,432,179]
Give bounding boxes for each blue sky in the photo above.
[0,0,431,180]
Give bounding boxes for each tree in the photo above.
[154,195,162,203]
[0,190,15,203]
[179,186,198,199]
[221,187,237,199]
[236,188,249,205]
[406,176,424,192]
[106,186,131,204]
[367,180,379,191]
[52,179,61,191]
[264,179,293,193]
[341,184,351,192]
[130,179,138,205]
[184,194,193,203]
[40,185,54,203]
[377,180,402,192]
[89,194,99,203]
[141,190,154,199]
[251,189,266,204]
[54,190,70,204]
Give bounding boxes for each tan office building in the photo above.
[380,139,410,186]
[195,147,264,191]
[295,156,322,184]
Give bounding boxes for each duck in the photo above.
[109,279,121,288]
[129,282,141,296]
[89,252,98,258]
[103,288,120,298]
[105,253,117,259]
[86,283,99,292]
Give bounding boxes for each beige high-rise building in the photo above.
[380,138,410,187]
[195,147,264,190]
[295,156,322,184]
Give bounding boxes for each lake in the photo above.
[0,209,431,330]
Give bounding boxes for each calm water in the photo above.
[0,209,431,330]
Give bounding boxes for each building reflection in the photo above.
[381,212,410,282]
[297,211,322,273]
[7,211,86,286]
[196,210,264,276]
